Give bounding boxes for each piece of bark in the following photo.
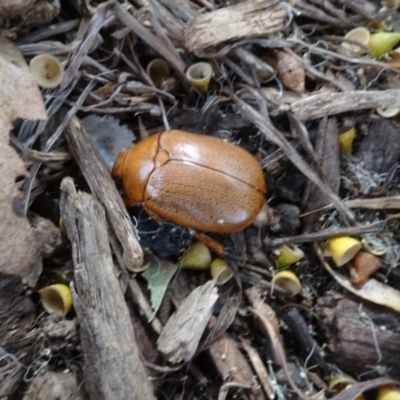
[315,292,400,378]
[207,333,266,400]
[64,117,143,271]
[0,275,38,399]
[303,118,340,231]
[157,279,218,363]
[240,338,274,400]
[355,119,400,173]
[22,370,84,400]
[183,0,286,53]
[265,223,381,247]
[59,178,155,400]
[344,196,400,210]
[290,90,400,121]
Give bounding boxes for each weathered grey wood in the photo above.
[183,0,286,53]
[65,117,144,271]
[291,90,400,121]
[59,178,155,400]
[316,292,400,379]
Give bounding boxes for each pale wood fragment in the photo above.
[290,89,400,121]
[240,338,274,400]
[208,333,266,400]
[157,279,218,363]
[59,178,155,400]
[64,117,144,271]
[183,0,287,53]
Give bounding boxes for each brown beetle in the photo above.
[112,130,266,252]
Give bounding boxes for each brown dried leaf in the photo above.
[0,36,47,123]
[0,37,46,285]
[157,279,218,363]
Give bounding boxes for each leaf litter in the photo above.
[2,0,400,399]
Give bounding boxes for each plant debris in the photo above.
[2,0,400,399]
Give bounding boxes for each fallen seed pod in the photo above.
[390,47,400,59]
[186,62,213,92]
[179,241,211,270]
[342,27,370,55]
[275,244,304,268]
[328,373,366,400]
[378,384,400,400]
[210,258,233,285]
[377,106,400,118]
[29,54,65,88]
[368,32,400,58]
[40,284,73,315]
[146,58,170,87]
[361,236,388,256]
[338,126,356,155]
[272,270,301,296]
[386,0,400,8]
[328,236,361,267]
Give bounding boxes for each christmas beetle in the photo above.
[112,130,266,253]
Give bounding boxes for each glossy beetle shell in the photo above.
[112,130,266,233]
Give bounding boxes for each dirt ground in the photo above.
[1,0,400,399]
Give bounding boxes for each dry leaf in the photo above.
[142,256,178,322]
[0,37,47,285]
[157,279,218,363]
[0,37,47,123]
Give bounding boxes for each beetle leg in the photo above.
[143,205,164,226]
[195,233,249,264]
[194,232,225,256]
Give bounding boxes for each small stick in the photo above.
[64,117,144,271]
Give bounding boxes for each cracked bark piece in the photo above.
[355,119,400,173]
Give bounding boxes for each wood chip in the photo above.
[355,119,400,173]
[183,0,287,53]
[157,279,218,363]
[291,90,400,121]
[59,178,155,400]
[316,292,400,378]
[64,117,143,271]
